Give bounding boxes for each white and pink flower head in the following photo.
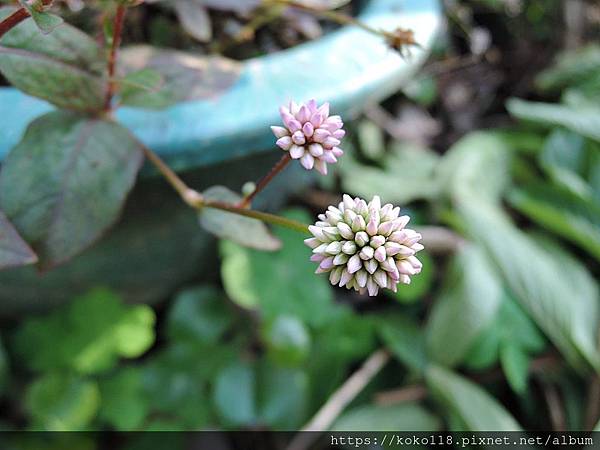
[271,99,345,175]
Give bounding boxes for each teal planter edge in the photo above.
[0,0,442,173]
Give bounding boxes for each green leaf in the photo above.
[465,293,546,371]
[357,120,386,161]
[98,367,149,431]
[166,285,233,345]
[0,7,103,111]
[213,360,308,429]
[436,131,510,202]
[332,403,441,431]
[507,98,600,143]
[14,288,156,374]
[141,342,229,427]
[219,209,335,327]
[508,183,600,262]
[500,343,530,394]
[426,365,522,431]
[426,245,503,367]
[0,211,37,270]
[200,186,281,251]
[0,111,144,268]
[339,142,440,204]
[377,314,427,374]
[387,251,433,303]
[536,44,600,93]
[459,200,600,373]
[119,46,241,109]
[30,12,64,34]
[26,373,100,430]
[261,315,311,366]
[539,129,591,196]
[119,68,164,102]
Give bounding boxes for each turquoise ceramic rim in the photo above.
[0,0,442,171]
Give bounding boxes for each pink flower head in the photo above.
[271,99,345,175]
[305,195,424,297]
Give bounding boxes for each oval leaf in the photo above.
[0,7,104,112]
[0,111,144,269]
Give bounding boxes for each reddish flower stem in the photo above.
[103,4,127,111]
[0,8,29,39]
[239,153,292,208]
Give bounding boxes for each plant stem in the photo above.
[103,4,127,111]
[138,142,309,234]
[0,0,52,39]
[239,153,291,208]
[204,200,308,233]
[0,8,29,39]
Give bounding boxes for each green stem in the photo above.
[137,141,309,234]
[204,200,309,234]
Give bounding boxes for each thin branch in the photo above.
[103,4,127,111]
[542,381,566,432]
[239,153,291,208]
[138,141,309,233]
[286,349,390,450]
[374,384,428,406]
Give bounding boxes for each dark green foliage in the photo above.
[0,112,143,268]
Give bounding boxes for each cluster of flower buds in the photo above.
[271,99,345,175]
[270,100,423,297]
[305,195,424,296]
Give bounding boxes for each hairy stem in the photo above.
[0,0,52,39]
[138,142,309,233]
[103,4,127,111]
[239,153,291,208]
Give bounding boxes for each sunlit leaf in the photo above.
[26,373,100,430]
[14,288,156,374]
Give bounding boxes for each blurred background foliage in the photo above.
[0,0,600,443]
